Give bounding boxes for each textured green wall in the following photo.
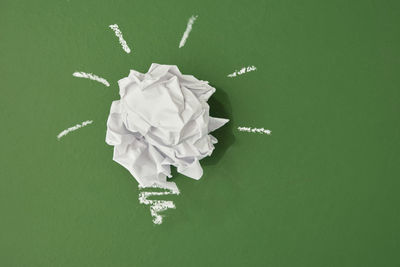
[1,0,399,266]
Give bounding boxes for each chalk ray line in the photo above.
[228,65,257,78]
[238,126,271,135]
[138,184,180,225]
[57,120,93,140]
[109,24,131,53]
[179,15,198,48]
[72,72,110,87]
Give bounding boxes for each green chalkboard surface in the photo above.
[1,0,399,266]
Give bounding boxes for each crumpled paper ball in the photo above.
[106,63,229,191]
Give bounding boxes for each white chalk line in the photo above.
[57,120,93,140]
[138,184,180,225]
[109,24,131,53]
[238,126,271,135]
[72,72,110,87]
[179,15,198,48]
[228,65,257,78]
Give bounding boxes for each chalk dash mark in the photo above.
[57,120,93,140]
[109,24,131,53]
[72,72,110,87]
[179,15,198,48]
[228,66,257,78]
[238,126,271,135]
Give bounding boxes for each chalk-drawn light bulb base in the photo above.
[138,185,180,225]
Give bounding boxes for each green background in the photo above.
[1,0,399,266]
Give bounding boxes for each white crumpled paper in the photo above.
[106,63,229,191]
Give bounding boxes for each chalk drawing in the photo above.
[61,20,271,226]
[228,66,257,78]
[179,15,198,48]
[109,24,131,53]
[72,72,110,87]
[238,126,271,135]
[138,184,180,225]
[57,120,93,140]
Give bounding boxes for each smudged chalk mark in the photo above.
[57,120,93,140]
[238,126,271,135]
[109,24,131,53]
[138,183,180,225]
[179,15,198,48]
[72,72,110,87]
[228,66,257,78]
